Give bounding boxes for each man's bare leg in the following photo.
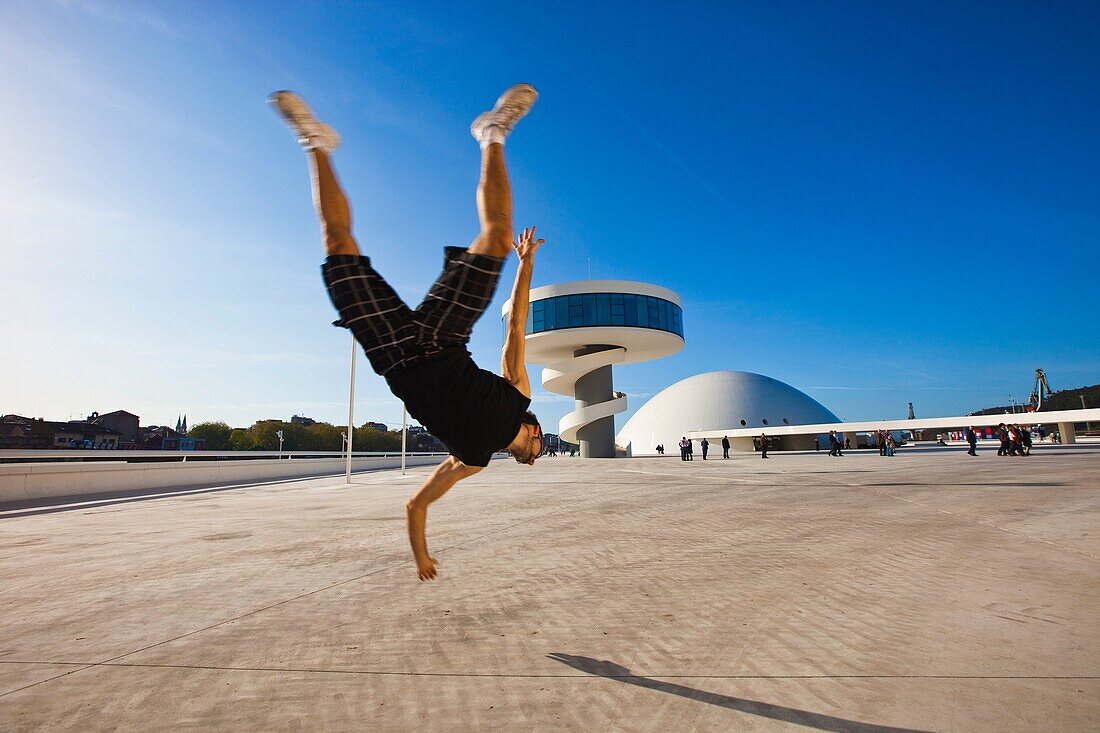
[467,143,513,258]
[308,149,360,257]
[267,91,358,257]
[467,83,538,259]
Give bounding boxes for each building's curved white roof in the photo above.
[616,371,840,455]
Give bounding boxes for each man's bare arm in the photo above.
[405,456,482,581]
[501,226,544,398]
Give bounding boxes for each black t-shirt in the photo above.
[387,348,531,468]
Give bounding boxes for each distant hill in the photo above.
[1041,384,1100,411]
[969,384,1099,416]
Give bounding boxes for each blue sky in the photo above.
[2,0,1098,431]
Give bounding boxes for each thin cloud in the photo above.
[0,31,233,156]
[54,0,182,40]
[0,184,131,223]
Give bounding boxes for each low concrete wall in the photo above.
[0,455,445,504]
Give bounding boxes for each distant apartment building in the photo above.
[51,421,123,449]
[363,421,389,432]
[1,412,131,449]
[31,419,122,449]
[290,415,317,426]
[0,410,206,450]
[0,415,41,449]
[90,410,141,447]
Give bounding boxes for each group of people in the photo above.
[673,435,765,460]
[540,444,576,457]
[874,429,898,457]
[662,422,1049,463]
[677,437,697,460]
[673,435,738,460]
[957,424,1035,456]
[824,430,846,457]
[817,430,898,457]
[992,423,1034,457]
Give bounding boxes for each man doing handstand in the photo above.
[270,84,544,581]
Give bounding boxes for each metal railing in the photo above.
[0,450,454,464]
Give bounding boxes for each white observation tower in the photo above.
[503,280,684,457]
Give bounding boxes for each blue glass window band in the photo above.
[511,293,684,338]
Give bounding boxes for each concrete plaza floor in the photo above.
[1,444,1098,732]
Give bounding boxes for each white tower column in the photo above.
[503,280,685,459]
[573,350,616,458]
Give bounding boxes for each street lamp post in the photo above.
[346,333,357,485]
[276,429,284,458]
[401,404,408,475]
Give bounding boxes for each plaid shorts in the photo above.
[322,248,505,377]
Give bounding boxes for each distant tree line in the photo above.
[1042,385,1099,411]
[187,420,441,452]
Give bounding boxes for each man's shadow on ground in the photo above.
[547,654,935,733]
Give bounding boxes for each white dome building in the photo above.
[616,371,841,455]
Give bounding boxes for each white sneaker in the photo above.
[268,90,341,153]
[470,83,538,146]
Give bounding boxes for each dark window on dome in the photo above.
[762,419,769,425]
[740,419,747,426]
[782,418,790,425]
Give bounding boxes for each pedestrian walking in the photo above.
[965,426,978,456]
[722,435,731,459]
[760,433,769,459]
[679,437,689,461]
[701,437,709,460]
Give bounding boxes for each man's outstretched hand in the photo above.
[513,226,545,261]
[415,554,439,581]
